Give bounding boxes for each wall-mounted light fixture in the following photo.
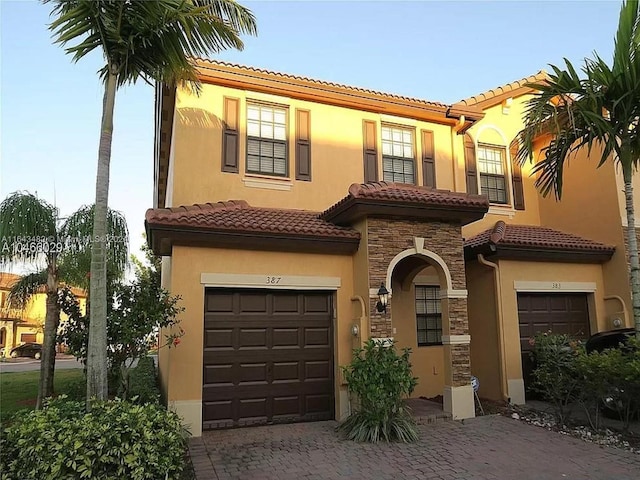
[350,324,360,337]
[376,283,389,313]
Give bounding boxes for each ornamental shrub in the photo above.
[0,397,186,480]
[337,339,418,442]
[530,332,583,425]
[127,356,160,405]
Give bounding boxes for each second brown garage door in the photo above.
[518,293,590,394]
[203,289,334,430]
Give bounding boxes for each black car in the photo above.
[585,328,635,354]
[9,342,42,359]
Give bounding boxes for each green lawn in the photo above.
[0,369,85,421]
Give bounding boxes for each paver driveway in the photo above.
[193,415,640,480]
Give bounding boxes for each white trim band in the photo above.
[441,335,471,345]
[201,273,341,290]
[440,289,468,299]
[513,281,596,293]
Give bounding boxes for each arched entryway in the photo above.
[373,237,475,420]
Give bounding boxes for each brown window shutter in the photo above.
[363,120,378,182]
[464,133,478,195]
[222,97,239,173]
[421,130,436,187]
[510,142,525,210]
[295,109,311,181]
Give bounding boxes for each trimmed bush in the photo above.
[338,339,418,442]
[0,397,186,480]
[530,332,583,425]
[128,356,160,405]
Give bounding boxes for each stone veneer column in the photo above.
[366,217,474,419]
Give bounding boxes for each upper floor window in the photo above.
[246,103,288,177]
[416,285,442,346]
[382,125,415,184]
[477,144,508,204]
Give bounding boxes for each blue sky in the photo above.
[0,0,622,272]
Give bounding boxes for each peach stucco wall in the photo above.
[169,85,457,211]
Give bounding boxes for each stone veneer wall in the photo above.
[366,218,466,330]
[366,218,470,386]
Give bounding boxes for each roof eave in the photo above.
[146,223,361,256]
[464,244,615,264]
[323,198,488,227]
[195,60,471,126]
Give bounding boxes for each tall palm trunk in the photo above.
[87,71,117,405]
[36,260,59,409]
[623,163,640,339]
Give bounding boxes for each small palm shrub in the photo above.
[338,339,418,442]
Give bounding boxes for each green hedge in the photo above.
[128,356,160,405]
[0,397,186,480]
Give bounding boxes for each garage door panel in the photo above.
[203,289,334,429]
[273,294,299,313]
[518,293,590,397]
[273,328,299,346]
[304,295,330,313]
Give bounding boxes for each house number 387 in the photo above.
[266,276,281,284]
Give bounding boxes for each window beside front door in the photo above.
[246,103,288,177]
[416,285,442,346]
[382,125,415,184]
[477,144,508,204]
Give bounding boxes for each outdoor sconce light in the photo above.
[376,283,389,313]
[351,324,360,337]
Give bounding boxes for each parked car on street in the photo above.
[9,342,43,359]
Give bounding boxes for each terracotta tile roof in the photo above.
[194,58,449,109]
[0,273,20,290]
[146,200,361,241]
[465,221,615,253]
[457,71,548,107]
[321,182,489,221]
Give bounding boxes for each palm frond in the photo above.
[44,0,258,88]
[0,192,58,264]
[6,270,48,310]
[58,205,130,287]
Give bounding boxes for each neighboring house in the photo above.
[0,272,87,355]
[147,60,632,436]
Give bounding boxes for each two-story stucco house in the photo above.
[147,60,634,437]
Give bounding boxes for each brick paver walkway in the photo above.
[193,415,640,479]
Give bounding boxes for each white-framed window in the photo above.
[415,285,442,346]
[477,144,508,204]
[246,103,288,177]
[382,125,415,184]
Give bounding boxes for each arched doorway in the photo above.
[379,238,475,420]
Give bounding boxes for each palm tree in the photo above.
[0,192,129,408]
[517,0,640,339]
[44,0,257,402]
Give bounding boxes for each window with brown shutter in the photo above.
[363,120,378,182]
[222,97,239,173]
[510,142,525,210]
[382,125,416,184]
[464,133,478,195]
[477,144,509,204]
[295,109,311,181]
[246,102,288,177]
[421,130,435,188]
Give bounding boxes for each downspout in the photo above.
[477,254,510,403]
[450,115,465,192]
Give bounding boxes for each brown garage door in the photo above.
[518,293,590,394]
[203,289,334,430]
